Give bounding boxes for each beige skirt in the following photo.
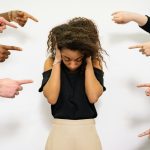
[45,119,102,150]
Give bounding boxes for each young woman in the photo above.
[39,17,106,150]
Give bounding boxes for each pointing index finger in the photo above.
[128,44,143,49]
[4,45,22,51]
[5,21,17,28]
[137,83,150,88]
[1,18,17,28]
[26,12,38,22]
[17,80,33,85]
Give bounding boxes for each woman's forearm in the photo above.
[85,61,103,103]
[43,63,61,105]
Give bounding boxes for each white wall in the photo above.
[0,0,150,149]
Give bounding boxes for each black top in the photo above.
[139,15,150,33]
[39,62,106,120]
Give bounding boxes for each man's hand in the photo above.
[137,83,150,96]
[112,11,135,24]
[8,10,38,27]
[112,11,147,26]
[0,78,33,98]
[129,42,150,56]
[0,44,22,62]
[0,17,17,32]
[138,129,150,138]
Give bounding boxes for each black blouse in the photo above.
[140,15,150,33]
[39,62,106,120]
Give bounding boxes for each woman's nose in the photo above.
[69,61,77,69]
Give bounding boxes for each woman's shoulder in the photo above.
[44,57,54,71]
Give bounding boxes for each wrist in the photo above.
[86,58,92,65]
[53,59,61,66]
[132,13,147,26]
[86,61,93,70]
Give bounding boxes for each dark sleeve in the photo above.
[38,69,52,92]
[139,15,150,33]
[93,68,106,91]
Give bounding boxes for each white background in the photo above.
[0,0,150,150]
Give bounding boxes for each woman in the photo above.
[39,17,106,150]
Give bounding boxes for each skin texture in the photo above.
[129,42,150,57]
[0,17,17,32]
[137,83,150,96]
[8,10,38,27]
[0,78,33,98]
[0,10,38,27]
[0,44,22,62]
[61,48,84,71]
[138,129,150,138]
[112,11,148,26]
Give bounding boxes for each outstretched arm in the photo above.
[112,11,148,26]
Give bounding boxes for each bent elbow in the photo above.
[46,96,57,105]
[88,92,103,104]
[88,95,99,104]
[43,91,57,105]
[47,98,57,105]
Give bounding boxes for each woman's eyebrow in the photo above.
[62,55,83,60]
[74,56,83,60]
[62,56,70,59]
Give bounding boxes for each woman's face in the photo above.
[61,48,84,71]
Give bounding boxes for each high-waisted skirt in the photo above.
[45,119,102,150]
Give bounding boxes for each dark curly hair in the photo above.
[47,17,106,64]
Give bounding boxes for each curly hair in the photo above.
[47,17,106,64]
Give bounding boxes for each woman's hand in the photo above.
[53,47,61,66]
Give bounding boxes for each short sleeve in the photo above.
[94,68,106,91]
[39,69,52,92]
[139,15,150,33]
